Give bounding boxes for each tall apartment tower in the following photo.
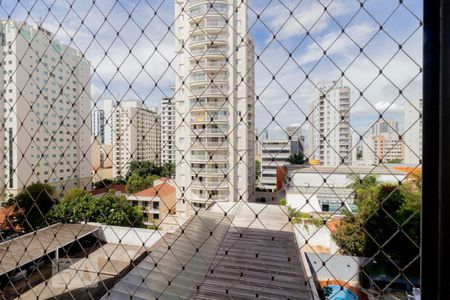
[362,119,404,164]
[404,98,422,165]
[161,96,176,165]
[309,82,352,166]
[112,101,161,178]
[1,20,92,196]
[174,0,255,211]
[92,107,105,143]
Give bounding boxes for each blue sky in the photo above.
[0,0,422,140]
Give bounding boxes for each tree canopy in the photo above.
[127,160,175,179]
[5,183,56,230]
[47,189,143,227]
[333,174,421,277]
[126,172,161,194]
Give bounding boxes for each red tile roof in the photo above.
[134,183,175,198]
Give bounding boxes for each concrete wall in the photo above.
[92,224,165,248]
[290,171,405,189]
[286,193,322,213]
[294,223,339,254]
[305,252,369,287]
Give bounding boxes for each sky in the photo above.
[0,0,423,140]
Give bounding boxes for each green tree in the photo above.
[6,183,56,230]
[146,174,161,186]
[47,190,143,227]
[61,188,87,202]
[287,152,306,164]
[93,179,113,189]
[255,160,261,180]
[161,163,175,178]
[126,173,149,194]
[127,160,162,178]
[333,178,421,277]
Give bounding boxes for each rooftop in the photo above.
[103,202,315,299]
[133,182,175,198]
[286,164,407,175]
[0,223,99,276]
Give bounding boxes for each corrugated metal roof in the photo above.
[0,223,99,276]
[103,203,315,299]
[102,211,231,300]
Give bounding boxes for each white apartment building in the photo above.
[309,82,352,166]
[174,0,255,211]
[92,107,105,143]
[161,96,175,165]
[102,98,115,145]
[1,20,92,196]
[404,98,422,165]
[112,101,161,178]
[261,139,302,191]
[362,119,404,164]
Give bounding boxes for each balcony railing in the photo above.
[191,180,228,188]
[190,47,228,57]
[190,154,228,161]
[191,141,228,149]
[191,167,228,174]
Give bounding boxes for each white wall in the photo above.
[291,172,405,189]
[286,193,321,213]
[93,224,165,248]
[294,223,339,254]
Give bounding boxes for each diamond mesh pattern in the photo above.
[0,0,422,299]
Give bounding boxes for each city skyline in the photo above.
[0,0,422,137]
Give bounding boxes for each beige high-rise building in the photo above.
[112,101,161,178]
[174,0,256,211]
[1,20,92,196]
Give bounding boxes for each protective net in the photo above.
[0,0,422,299]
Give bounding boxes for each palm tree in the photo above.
[287,152,306,164]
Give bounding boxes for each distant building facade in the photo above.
[92,108,105,143]
[161,97,175,165]
[309,82,352,166]
[261,139,302,191]
[112,101,160,178]
[102,98,115,145]
[362,120,404,164]
[1,20,92,196]
[404,98,422,164]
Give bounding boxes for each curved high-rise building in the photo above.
[174,0,255,213]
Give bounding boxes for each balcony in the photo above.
[190,114,228,123]
[190,74,227,84]
[190,141,228,149]
[190,20,227,32]
[190,154,228,162]
[191,180,228,189]
[190,86,229,97]
[187,0,227,7]
[189,5,228,18]
[191,167,228,175]
[189,34,227,46]
[190,47,228,57]
[190,60,227,71]
[190,193,229,202]
[190,127,228,135]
